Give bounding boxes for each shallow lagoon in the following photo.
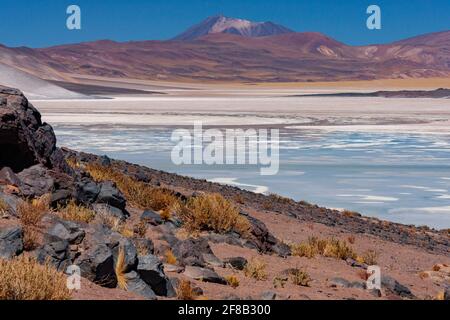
[52,124,450,229]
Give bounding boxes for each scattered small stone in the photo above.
[381,276,415,299]
[224,257,248,270]
[368,288,382,298]
[261,291,277,300]
[203,253,224,268]
[164,263,184,273]
[183,266,227,285]
[329,277,351,288]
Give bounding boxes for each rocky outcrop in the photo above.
[0,86,69,173]
[0,226,24,259]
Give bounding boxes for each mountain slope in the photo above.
[173,15,293,40]
[1,19,449,83]
[0,62,86,99]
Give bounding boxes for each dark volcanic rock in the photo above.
[183,266,227,285]
[381,276,415,299]
[0,87,70,173]
[44,220,85,245]
[97,181,126,211]
[17,164,54,197]
[224,257,248,270]
[93,203,128,221]
[329,277,352,288]
[75,178,100,204]
[0,167,21,186]
[244,215,281,254]
[137,254,176,297]
[123,271,157,300]
[35,240,71,271]
[0,226,24,259]
[76,243,117,288]
[173,237,217,268]
[141,210,163,226]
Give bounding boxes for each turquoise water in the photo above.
[54,125,450,229]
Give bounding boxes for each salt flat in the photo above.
[33,95,450,134]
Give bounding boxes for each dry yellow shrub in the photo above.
[59,201,96,223]
[0,256,71,300]
[177,193,251,236]
[85,163,179,211]
[244,258,267,281]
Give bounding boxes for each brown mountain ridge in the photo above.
[0,23,449,83]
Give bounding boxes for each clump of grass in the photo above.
[225,275,240,289]
[176,193,251,236]
[0,256,71,300]
[85,163,179,211]
[268,193,293,205]
[18,195,49,226]
[288,268,311,287]
[291,237,356,261]
[133,221,147,238]
[262,201,273,211]
[135,242,151,256]
[342,210,361,218]
[359,250,379,265]
[58,201,96,223]
[18,195,50,251]
[97,212,134,238]
[177,280,199,300]
[347,235,356,244]
[115,246,128,290]
[66,157,81,169]
[119,227,134,238]
[160,208,172,222]
[291,242,318,259]
[298,200,312,207]
[0,198,9,215]
[322,238,356,260]
[244,258,267,281]
[233,194,245,205]
[273,276,288,289]
[23,228,40,251]
[165,249,177,265]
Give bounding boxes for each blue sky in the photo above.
[0,0,449,48]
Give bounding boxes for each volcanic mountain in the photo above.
[0,16,449,83]
[173,15,294,40]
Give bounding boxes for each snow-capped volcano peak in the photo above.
[173,15,293,40]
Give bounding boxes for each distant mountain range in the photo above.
[0,15,449,84]
[173,15,293,40]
